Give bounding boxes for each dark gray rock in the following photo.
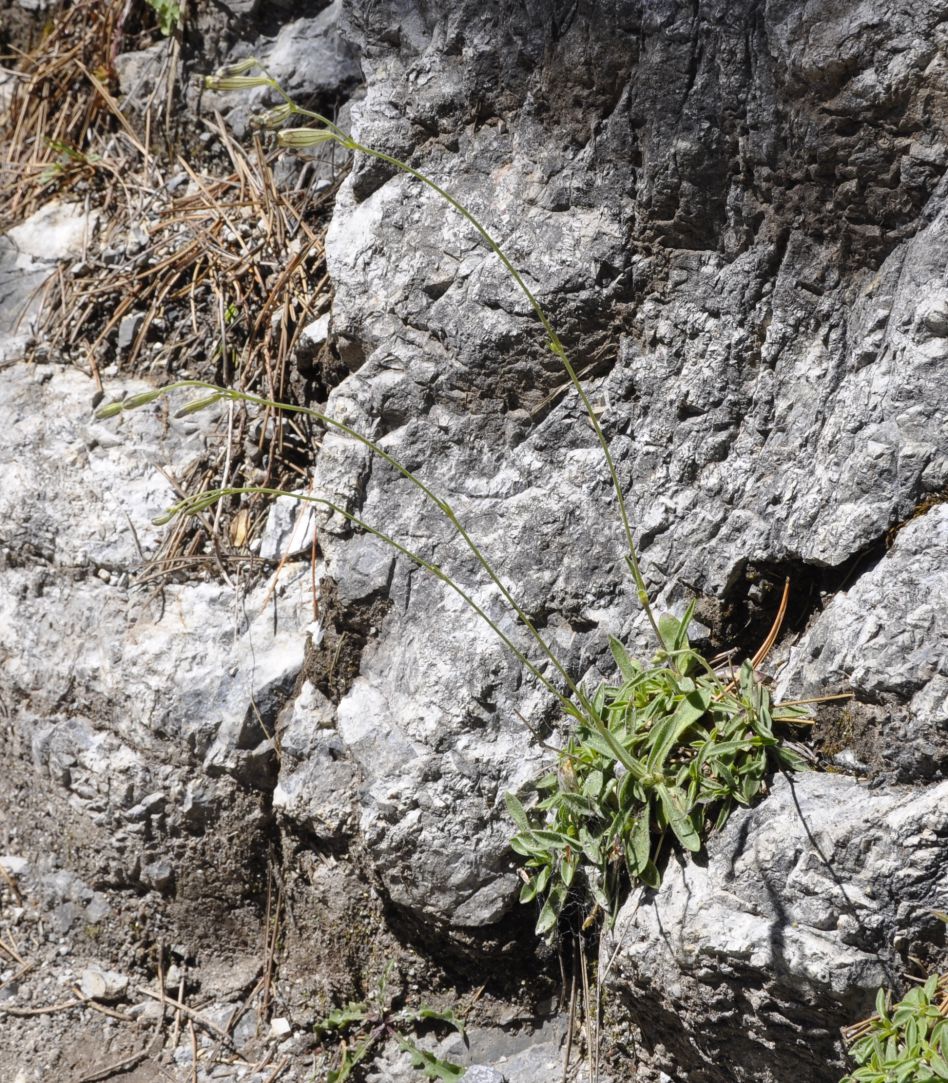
[203,0,362,142]
[780,505,948,782]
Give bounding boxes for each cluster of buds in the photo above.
[203,59,350,150]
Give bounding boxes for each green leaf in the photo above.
[929,1051,948,1079]
[583,769,605,800]
[144,0,181,35]
[741,764,765,804]
[317,1002,369,1032]
[579,827,603,865]
[509,833,544,858]
[395,1036,467,1080]
[674,600,697,651]
[657,784,701,852]
[326,1031,376,1083]
[658,614,681,653]
[561,849,579,887]
[629,808,652,875]
[535,895,559,936]
[536,864,551,893]
[774,744,808,772]
[645,689,712,773]
[504,792,532,833]
[638,859,662,889]
[609,637,640,682]
[657,601,696,655]
[413,1007,467,1039]
[530,829,574,850]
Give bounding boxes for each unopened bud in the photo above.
[152,509,176,526]
[213,57,261,78]
[276,128,338,148]
[251,103,296,129]
[174,394,222,418]
[95,388,163,419]
[204,74,275,92]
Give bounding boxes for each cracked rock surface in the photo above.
[319,0,948,911]
[602,774,948,1083]
[2,0,948,1080]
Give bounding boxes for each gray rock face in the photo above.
[201,0,362,143]
[0,361,312,889]
[780,506,948,783]
[0,201,100,358]
[602,774,948,1083]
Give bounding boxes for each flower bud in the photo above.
[204,74,275,92]
[213,58,261,78]
[95,388,163,419]
[276,128,338,148]
[251,103,296,129]
[174,394,222,417]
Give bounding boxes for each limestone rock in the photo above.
[318,0,948,935]
[602,773,948,1082]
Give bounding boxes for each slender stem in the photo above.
[340,139,662,646]
[774,693,853,707]
[179,483,583,720]
[255,67,660,642]
[162,379,596,715]
[261,70,349,141]
[109,379,595,714]
[175,484,637,768]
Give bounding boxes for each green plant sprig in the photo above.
[840,975,948,1083]
[507,608,812,935]
[314,965,467,1081]
[100,377,666,795]
[144,0,181,37]
[203,59,663,646]
[95,71,824,945]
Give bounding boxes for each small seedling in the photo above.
[314,969,467,1082]
[39,138,102,187]
[144,0,181,37]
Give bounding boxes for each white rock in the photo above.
[8,201,101,262]
[80,967,129,1002]
[269,1016,292,1038]
[300,312,331,346]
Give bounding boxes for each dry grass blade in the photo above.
[0,861,24,904]
[0,934,25,965]
[750,577,790,670]
[135,985,242,1052]
[0,959,35,993]
[718,577,791,698]
[0,0,135,230]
